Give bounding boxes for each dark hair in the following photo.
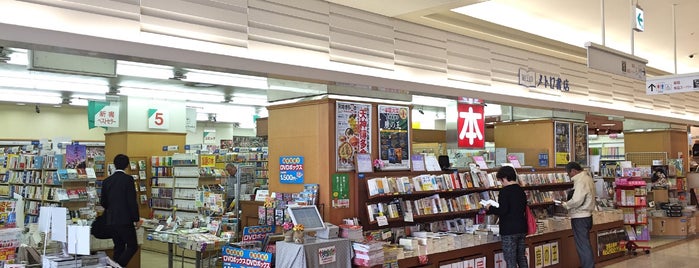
[565,162,583,173]
[114,154,130,170]
[496,166,517,182]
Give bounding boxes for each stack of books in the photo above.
[352,241,386,267]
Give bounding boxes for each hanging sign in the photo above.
[88,101,119,128]
[646,72,699,95]
[148,108,169,129]
[279,156,304,184]
[634,6,644,32]
[457,102,485,148]
[203,129,216,144]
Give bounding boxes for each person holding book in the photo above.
[101,154,140,267]
[557,162,596,268]
[485,166,528,268]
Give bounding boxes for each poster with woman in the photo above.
[378,105,410,170]
[554,121,571,166]
[336,101,372,171]
[572,123,588,166]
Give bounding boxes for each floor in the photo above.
[138,237,696,268]
[601,236,699,268]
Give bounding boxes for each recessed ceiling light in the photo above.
[600,123,616,127]
[16,103,26,106]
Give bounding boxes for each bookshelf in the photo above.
[218,147,269,189]
[358,168,573,231]
[614,177,650,253]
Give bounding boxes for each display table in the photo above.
[147,230,227,268]
[276,238,352,268]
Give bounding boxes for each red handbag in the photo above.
[525,206,537,235]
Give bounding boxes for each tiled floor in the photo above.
[601,237,699,267]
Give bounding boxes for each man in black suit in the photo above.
[101,154,140,266]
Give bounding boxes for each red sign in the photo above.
[457,103,485,148]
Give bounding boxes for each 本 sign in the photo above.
[279,156,304,184]
[148,108,169,129]
[457,102,485,148]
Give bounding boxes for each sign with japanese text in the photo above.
[148,108,169,129]
[203,129,216,144]
[378,105,410,170]
[336,102,372,171]
[222,246,272,268]
[279,156,304,184]
[200,154,216,167]
[185,107,197,133]
[586,42,647,81]
[241,225,275,242]
[646,72,699,95]
[457,102,485,148]
[518,68,570,91]
[88,101,119,128]
[318,246,337,265]
[331,174,349,208]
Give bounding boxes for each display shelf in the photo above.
[614,177,651,248]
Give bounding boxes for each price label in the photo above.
[404,211,414,222]
[376,216,389,227]
[148,108,169,129]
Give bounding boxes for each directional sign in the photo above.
[634,6,644,32]
[646,72,699,95]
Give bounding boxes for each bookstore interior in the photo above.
[2,46,699,268]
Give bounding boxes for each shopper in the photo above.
[225,163,238,212]
[101,154,140,267]
[485,166,528,268]
[558,162,596,268]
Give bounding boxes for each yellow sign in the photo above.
[555,152,570,165]
[200,155,216,167]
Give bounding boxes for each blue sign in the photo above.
[184,144,190,150]
[538,153,549,167]
[279,156,304,184]
[222,246,272,268]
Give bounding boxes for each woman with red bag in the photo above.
[486,166,529,268]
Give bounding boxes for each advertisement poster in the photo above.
[65,144,86,169]
[220,139,234,149]
[331,174,349,208]
[378,105,410,170]
[222,246,272,268]
[554,121,571,166]
[336,102,371,171]
[279,156,304,184]
[573,123,589,166]
[241,225,276,242]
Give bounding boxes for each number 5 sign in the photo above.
[148,108,169,129]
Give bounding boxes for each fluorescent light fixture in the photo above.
[412,95,454,107]
[0,89,62,104]
[0,75,109,94]
[4,48,29,65]
[183,69,268,89]
[70,98,89,106]
[187,101,257,127]
[120,87,224,102]
[327,94,411,105]
[116,60,174,80]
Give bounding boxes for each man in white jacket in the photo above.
[560,162,596,268]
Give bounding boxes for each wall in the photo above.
[494,120,555,167]
[0,103,105,141]
[107,96,187,133]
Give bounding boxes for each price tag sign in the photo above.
[376,216,389,227]
[148,108,169,129]
[279,156,304,184]
[404,211,414,222]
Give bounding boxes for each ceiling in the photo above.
[1,0,697,126]
[329,0,699,74]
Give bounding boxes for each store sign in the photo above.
[88,101,119,128]
[634,6,644,32]
[456,103,485,148]
[185,107,197,133]
[646,72,699,95]
[148,108,169,129]
[222,246,272,268]
[279,156,304,184]
[242,225,275,242]
[203,129,216,144]
[518,68,570,91]
[586,42,647,81]
[200,155,216,167]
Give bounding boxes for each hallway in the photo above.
[601,237,699,268]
